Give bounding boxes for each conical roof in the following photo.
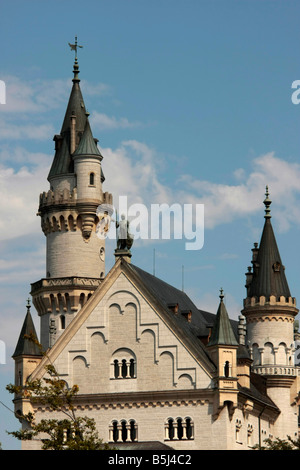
[48,58,89,181]
[73,116,102,157]
[208,290,238,346]
[48,135,72,180]
[60,59,87,136]
[248,188,291,299]
[12,301,42,358]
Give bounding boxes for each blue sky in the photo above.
[0,0,299,449]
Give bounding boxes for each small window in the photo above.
[89,172,95,186]
[60,315,66,329]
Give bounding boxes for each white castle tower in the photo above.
[242,187,299,438]
[31,43,112,349]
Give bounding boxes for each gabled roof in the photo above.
[248,188,291,299]
[13,303,42,358]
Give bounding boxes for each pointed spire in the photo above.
[208,289,238,346]
[73,114,102,157]
[12,300,42,358]
[247,188,291,299]
[60,39,87,138]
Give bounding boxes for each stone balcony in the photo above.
[252,364,300,377]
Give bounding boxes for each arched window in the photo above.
[121,420,127,442]
[111,349,136,379]
[165,417,194,441]
[224,361,230,377]
[186,417,193,440]
[177,418,183,440]
[112,421,118,443]
[167,419,174,440]
[114,359,119,379]
[130,420,137,442]
[110,420,138,443]
[121,359,127,378]
[89,172,95,186]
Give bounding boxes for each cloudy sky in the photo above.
[0,0,299,449]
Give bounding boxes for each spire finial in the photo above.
[219,288,224,301]
[26,298,31,312]
[68,36,83,82]
[263,185,272,219]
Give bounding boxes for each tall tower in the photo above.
[31,44,112,349]
[242,187,299,438]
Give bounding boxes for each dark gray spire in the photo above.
[12,300,42,358]
[48,134,72,180]
[247,187,291,299]
[208,289,238,346]
[73,115,102,157]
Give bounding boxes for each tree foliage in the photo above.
[256,436,300,450]
[6,334,110,450]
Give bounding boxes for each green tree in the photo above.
[255,436,300,450]
[6,333,111,450]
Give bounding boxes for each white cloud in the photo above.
[0,118,54,140]
[91,112,142,131]
[2,140,300,247]
[2,75,70,113]
[176,152,300,232]
[0,147,51,242]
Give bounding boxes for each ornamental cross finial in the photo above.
[68,36,83,60]
[219,288,224,301]
[263,185,272,219]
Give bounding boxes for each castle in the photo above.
[11,50,300,450]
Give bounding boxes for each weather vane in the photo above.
[68,36,83,60]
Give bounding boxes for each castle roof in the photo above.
[60,59,87,136]
[207,289,238,347]
[73,117,102,158]
[12,301,42,358]
[247,188,291,299]
[48,56,93,181]
[48,135,72,180]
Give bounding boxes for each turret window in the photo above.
[224,361,230,377]
[89,172,95,186]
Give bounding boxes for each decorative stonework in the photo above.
[246,315,294,324]
[31,276,102,315]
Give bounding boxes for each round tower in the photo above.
[31,52,112,349]
[241,187,299,439]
